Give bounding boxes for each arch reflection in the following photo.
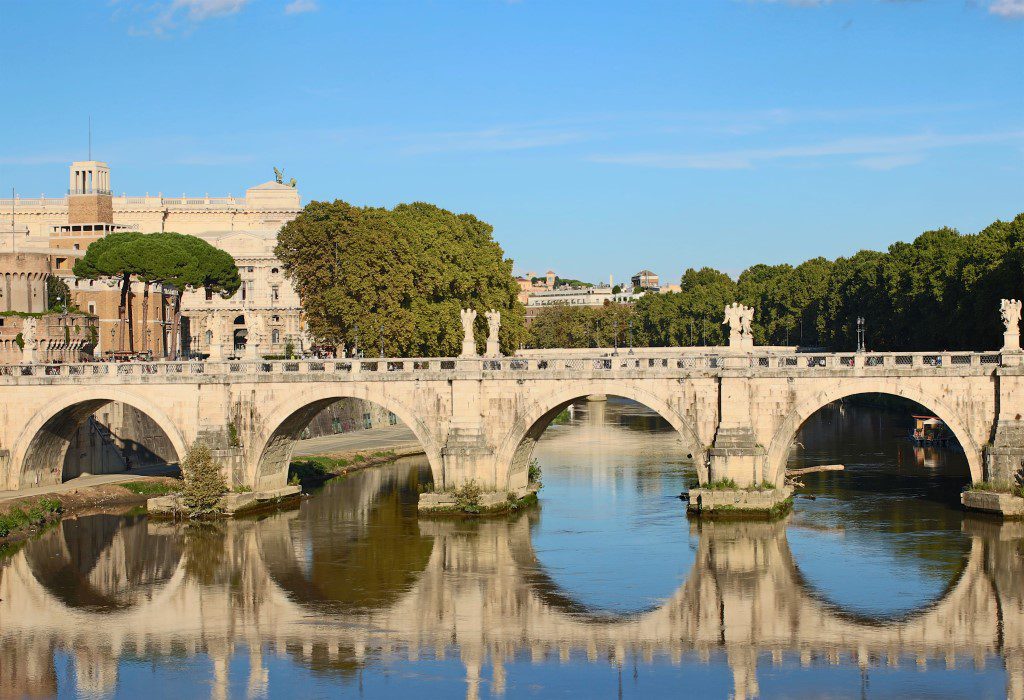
[0,480,1021,700]
[257,458,435,615]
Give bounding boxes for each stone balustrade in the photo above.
[0,349,1007,383]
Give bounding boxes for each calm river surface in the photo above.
[2,398,1022,699]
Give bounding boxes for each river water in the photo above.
[1,398,1022,699]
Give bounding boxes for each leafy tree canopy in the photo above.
[523,212,1024,352]
[276,200,525,356]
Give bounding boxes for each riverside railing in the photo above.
[0,351,1006,381]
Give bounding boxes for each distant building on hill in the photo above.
[631,269,660,291]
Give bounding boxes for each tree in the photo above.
[73,231,144,352]
[46,276,72,313]
[74,232,240,358]
[179,442,227,516]
[276,200,525,356]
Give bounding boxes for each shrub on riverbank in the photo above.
[970,480,1024,498]
[180,443,227,515]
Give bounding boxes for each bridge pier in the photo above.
[691,368,793,517]
[966,367,1024,518]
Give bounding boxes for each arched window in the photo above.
[233,315,245,325]
[272,329,280,344]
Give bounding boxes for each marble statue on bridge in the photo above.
[460,308,477,357]
[1001,298,1021,352]
[20,316,37,363]
[723,302,755,350]
[485,310,501,358]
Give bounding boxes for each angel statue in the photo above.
[460,308,478,357]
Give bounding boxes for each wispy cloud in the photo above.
[589,130,1024,170]
[284,0,319,15]
[854,153,925,170]
[116,0,251,35]
[743,0,1024,18]
[0,154,73,166]
[399,124,593,155]
[989,0,1024,18]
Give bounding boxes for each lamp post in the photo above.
[354,323,360,359]
[628,317,634,355]
[612,318,619,356]
[856,316,866,353]
[379,321,384,358]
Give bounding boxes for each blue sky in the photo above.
[1,0,1022,282]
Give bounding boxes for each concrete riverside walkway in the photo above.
[293,425,421,457]
[0,464,180,504]
[0,427,420,505]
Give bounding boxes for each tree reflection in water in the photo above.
[0,399,1021,699]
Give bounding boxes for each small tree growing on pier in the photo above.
[180,442,227,515]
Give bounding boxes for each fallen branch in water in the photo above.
[786,464,845,477]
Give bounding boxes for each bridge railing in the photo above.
[0,350,1006,379]
[747,351,1001,370]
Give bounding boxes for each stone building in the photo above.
[631,269,660,291]
[0,243,98,364]
[1,159,307,357]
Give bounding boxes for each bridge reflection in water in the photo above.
[1,406,1023,699]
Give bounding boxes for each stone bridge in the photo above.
[1,468,1021,699]
[1,349,1023,505]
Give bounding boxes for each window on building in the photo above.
[271,267,279,275]
[205,288,213,301]
[88,302,96,315]
[271,285,279,302]
[271,315,280,323]
[272,329,280,344]
[73,244,80,250]
[241,285,246,301]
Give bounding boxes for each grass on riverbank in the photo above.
[0,497,62,538]
[121,480,181,496]
[288,451,398,487]
[969,480,1024,498]
[700,478,778,492]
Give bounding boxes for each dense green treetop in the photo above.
[276,200,525,356]
[526,212,1024,352]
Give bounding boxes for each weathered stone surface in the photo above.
[687,486,794,516]
[418,482,539,513]
[147,485,300,517]
[2,351,1022,518]
[961,490,1024,518]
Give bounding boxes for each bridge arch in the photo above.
[495,380,706,491]
[251,385,444,491]
[764,380,983,488]
[8,387,188,491]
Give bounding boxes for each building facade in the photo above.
[0,160,307,357]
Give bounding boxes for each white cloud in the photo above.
[989,0,1024,17]
[117,0,251,34]
[172,0,249,20]
[284,0,319,15]
[589,130,1024,170]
